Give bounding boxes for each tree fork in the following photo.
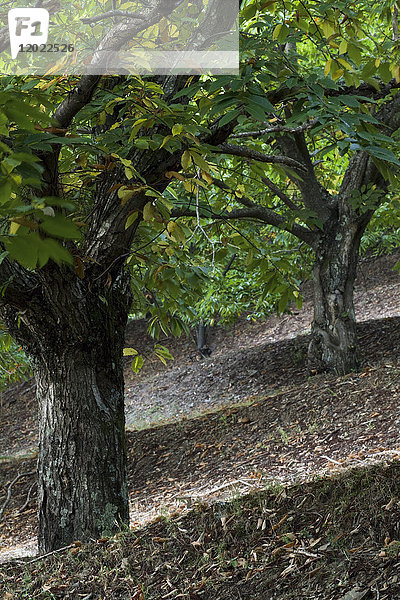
[308,210,368,375]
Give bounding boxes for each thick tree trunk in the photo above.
[36,345,128,552]
[308,210,367,375]
[0,267,132,553]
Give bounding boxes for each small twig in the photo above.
[230,118,319,139]
[176,452,186,469]
[321,455,342,465]
[292,548,323,559]
[24,543,75,564]
[204,479,250,495]
[261,175,299,211]
[186,169,218,265]
[0,471,35,521]
[368,450,400,457]
[18,481,37,513]
[217,143,308,172]
[81,10,146,24]
[393,2,399,41]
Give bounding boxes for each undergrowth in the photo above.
[2,462,400,599]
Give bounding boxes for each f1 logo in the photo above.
[8,8,49,59]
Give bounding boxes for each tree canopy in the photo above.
[2,0,400,552]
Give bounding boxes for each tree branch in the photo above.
[393,2,399,41]
[81,10,147,24]
[274,127,335,222]
[53,76,102,129]
[216,143,308,172]
[261,176,300,210]
[171,204,316,246]
[230,118,319,139]
[0,471,36,522]
[211,174,299,212]
[88,0,192,67]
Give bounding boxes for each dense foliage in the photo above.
[1,0,400,384]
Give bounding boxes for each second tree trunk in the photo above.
[308,213,366,375]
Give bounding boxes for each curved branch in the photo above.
[171,204,317,246]
[81,10,146,24]
[211,178,254,208]
[230,118,319,139]
[261,176,299,210]
[216,143,308,171]
[53,76,102,128]
[211,175,299,212]
[274,129,335,222]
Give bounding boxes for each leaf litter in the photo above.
[1,255,400,597]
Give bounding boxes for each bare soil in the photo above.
[1,253,400,566]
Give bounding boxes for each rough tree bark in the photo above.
[0,265,132,552]
[308,205,369,374]
[305,146,388,374]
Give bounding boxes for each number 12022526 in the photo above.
[18,43,75,53]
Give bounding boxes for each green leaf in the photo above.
[378,62,392,84]
[37,237,73,267]
[361,59,377,80]
[131,354,144,373]
[181,150,191,170]
[0,180,11,205]
[143,202,155,221]
[242,2,257,20]
[278,290,289,315]
[118,186,136,204]
[4,234,38,270]
[347,44,362,67]
[173,82,202,99]
[273,23,289,42]
[40,214,82,240]
[172,123,184,136]
[167,221,186,243]
[248,95,274,112]
[209,96,238,117]
[135,139,149,150]
[3,99,47,131]
[125,211,139,229]
[365,146,400,166]
[339,95,360,108]
[155,343,174,365]
[218,109,241,127]
[190,151,210,172]
[247,102,267,121]
[123,347,139,356]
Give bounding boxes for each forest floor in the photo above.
[2,253,400,598]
